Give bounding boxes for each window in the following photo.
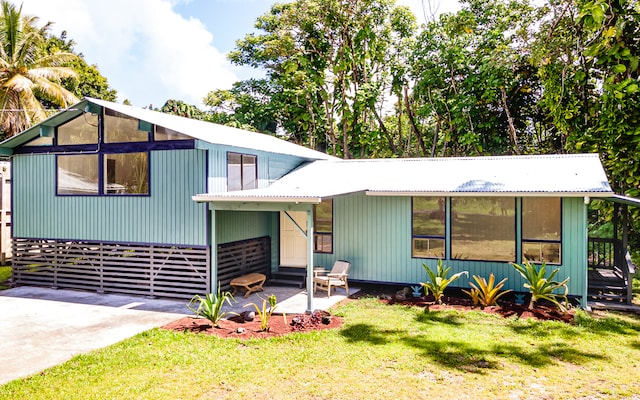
[57,154,99,195]
[314,199,333,253]
[451,197,515,262]
[57,114,98,145]
[104,109,149,143]
[57,153,148,196]
[154,125,190,141]
[227,152,257,191]
[522,197,562,264]
[104,153,149,194]
[412,197,445,258]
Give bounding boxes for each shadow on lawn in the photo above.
[339,323,402,345]
[339,312,607,373]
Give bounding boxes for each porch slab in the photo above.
[222,284,359,315]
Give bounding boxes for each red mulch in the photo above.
[161,310,343,339]
[383,296,574,323]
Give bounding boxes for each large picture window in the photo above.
[522,197,562,264]
[57,153,149,196]
[104,153,149,194]
[314,199,333,253]
[57,154,99,195]
[412,197,445,258]
[451,197,515,262]
[227,152,257,191]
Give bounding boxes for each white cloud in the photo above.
[20,0,237,107]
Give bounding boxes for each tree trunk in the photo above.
[403,85,427,156]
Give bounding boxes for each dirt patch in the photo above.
[162,310,343,339]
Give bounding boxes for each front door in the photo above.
[280,211,307,267]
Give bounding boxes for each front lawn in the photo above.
[0,266,10,290]
[1,297,640,399]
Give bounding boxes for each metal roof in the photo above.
[0,98,334,161]
[193,154,614,203]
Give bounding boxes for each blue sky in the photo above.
[19,0,460,109]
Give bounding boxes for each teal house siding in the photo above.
[13,149,208,246]
[215,210,274,245]
[197,142,307,193]
[314,192,588,299]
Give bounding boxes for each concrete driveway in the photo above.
[0,287,189,385]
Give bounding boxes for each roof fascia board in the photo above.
[593,194,640,207]
[207,202,314,212]
[365,191,615,197]
[0,100,88,149]
[192,195,322,204]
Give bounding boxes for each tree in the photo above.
[410,0,545,156]
[204,79,280,134]
[0,1,78,137]
[229,0,417,158]
[44,31,117,102]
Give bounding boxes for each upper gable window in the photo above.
[154,125,190,141]
[23,136,53,146]
[104,109,149,143]
[57,114,99,145]
[227,152,257,191]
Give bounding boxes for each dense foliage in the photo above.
[205,0,640,245]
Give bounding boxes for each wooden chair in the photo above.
[313,260,351,297]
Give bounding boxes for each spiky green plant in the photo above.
[463,286,481,306]
[463,273,512,308]
[420,259,468,304]
[512,259,569,311]
[187,285,237,327]
[245,294,286,332]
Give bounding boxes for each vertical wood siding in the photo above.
[215,210,273,244]
[314,193,587,298]
[198,142,308,192]
[13,149,207,246]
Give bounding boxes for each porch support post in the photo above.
[306,208,314,314]
[210,208,218,294]
[581,201,588,309]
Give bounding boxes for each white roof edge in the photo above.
[192,194,322,204]
[85,97,334,161]
[366,191,615,197]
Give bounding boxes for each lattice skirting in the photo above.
[12,238,210,299]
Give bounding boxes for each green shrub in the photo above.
[462,273,512,308]
[511,259,569,311]
[420,259,468,304]
[245,294,286,332]
[187,286,237,327]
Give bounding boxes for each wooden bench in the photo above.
[230,273,267,298]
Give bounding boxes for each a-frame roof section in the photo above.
[193,154,614,203]
[0,98,334,161]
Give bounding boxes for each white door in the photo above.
[280,211,307,267]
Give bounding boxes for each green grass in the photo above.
[2,298,640,399]
[0,266,10,290]
[633,269,640,304]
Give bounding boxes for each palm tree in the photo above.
[0,1,79,137]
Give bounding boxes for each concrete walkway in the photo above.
[0,287,189,385]
[0,284,355,385]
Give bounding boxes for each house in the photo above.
[0,98,635,310]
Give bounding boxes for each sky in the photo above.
[19,0,461,109]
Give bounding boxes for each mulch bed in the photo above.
[161,284,575,338]
[162,310,343,339]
